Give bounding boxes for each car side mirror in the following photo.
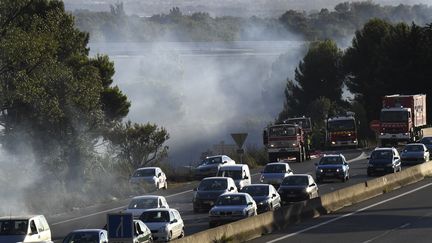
[288,169,293,173]
[272,193,277,198]
[244,176,249,179]
[394,157,399,160]
[229,186,235,191]
[247,202,253,206]
[158,172,162,177]
[309,183,316,187]
[344,162,348,166]
[170,219,178,224]
[223,160,228,164]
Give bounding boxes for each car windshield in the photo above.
[327,119,355,132]
[241,186,268,197]
[404,145,424,152]
[198,179,227,191]
[63,232,99,243]
[319,156,343,165]
[269,126,296,136]
[216,195,247,206]
[371,150,392,160]
[282,176,309,186]
[128,198,158,209]
[263,164,287,173]
[140,211,170,223]
[0,220,28,235]
[201,157,222,165]
[380,110,408,122]
[217,170,242,180]
[133,168,155,177]
[421,137,432,145]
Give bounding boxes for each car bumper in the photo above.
[401,157,426,164]
[150,231,169,242]
[316,171,346,180]
[279,193,309,203]
[367,166,394,174]
[257,203,271,213]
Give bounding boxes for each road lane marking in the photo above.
[51,189,193,226]
[362,222,411,243]
[267,182,432,243]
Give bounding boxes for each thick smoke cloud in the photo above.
[89,40,306,166]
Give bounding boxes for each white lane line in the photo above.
[362,222,411,243]
[51,189,193,226]
[267,182,432,243]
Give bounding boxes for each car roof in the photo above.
[202,176,231,181]
[220,192,249,197]
[242,184,270,188]
[131,195,161,200]
[373,147,396,151]
[322,154,344,157]
[265,162,288,166]
[136,167,159,170]
[206,155,226,158]
[141,208,175,213]
[405,143,424,146]
[219,164,246,169]
[70,229,106,233]
[0,215,42,220]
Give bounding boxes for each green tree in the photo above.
[278,40,344,121]
[107,121,169,173]
[0,0,130,191]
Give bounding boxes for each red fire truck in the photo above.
[379,94,427,145]
[326,114,358,148]
[263,123,307,162]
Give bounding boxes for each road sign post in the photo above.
[107,213,133,243]
[231,133,248,164]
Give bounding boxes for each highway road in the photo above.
[248,177,432,243]
[48,149,367,242]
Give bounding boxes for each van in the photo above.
[0,215,51,242]
[217,164,251,189]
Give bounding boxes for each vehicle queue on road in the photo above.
[4,137,432,243]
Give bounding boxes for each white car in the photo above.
[130,167,168,190]
[125,195,169,218]
[0,215,51,243]
[139,208,184,242]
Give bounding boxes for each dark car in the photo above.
[367,147,402,176]
[420,136,432,151]
[277,174,318,204]
[240,184,281,213]
[315,154,349,183]
[401,143,430,165]
[192,177,237,212]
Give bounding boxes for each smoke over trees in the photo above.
[0,0,169,212]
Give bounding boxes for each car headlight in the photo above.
[210,210,219,216]
[336,168,340,172]
[318,169,323,173]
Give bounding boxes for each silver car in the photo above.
[401,143,430,165]
[260,162,293,187]
[139,208,184,242]
[130,167,168,191]
[194,155,236,179]
[209,192,257,227]
[125,195,169,218]
[240,184,281,213]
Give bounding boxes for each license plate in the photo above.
[287,194,297,198]
[325,173,334,176]
[375,168,384,171]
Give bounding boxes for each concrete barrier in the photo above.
[173,161,432,243]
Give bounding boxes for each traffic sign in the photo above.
[370,120,381,132]
[107,213,133,243]
[231,133,248,148]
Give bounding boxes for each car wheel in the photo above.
[156,182,160,190]
[163,181,168,190]
[179,228,185,239]
[168,231,173,241]
[148,236,153,243]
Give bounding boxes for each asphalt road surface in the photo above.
[48,149,367,242]
[248,177,432,243]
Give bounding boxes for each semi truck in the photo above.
[263,123,307,162]
[379,94,427,145]
[326,114,358,148]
